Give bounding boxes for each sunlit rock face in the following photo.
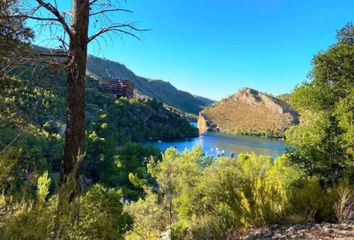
[197,113,219,134]
[197,114,208,134]
[197,88,299,137]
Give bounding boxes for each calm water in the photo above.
[148,132,286,159]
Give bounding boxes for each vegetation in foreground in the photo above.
[125,148,352,239]
[1,146,353,239]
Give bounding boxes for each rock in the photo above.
[271,233,282,239]
[197,113,218,133]
[244,222,354,240]
[325,228,335,234]
[311,223,322,231]
[339,223,353,230]
[159,229,171,240]
[261,230,272,237]
[198,88,299,137]
[285,226,295,233]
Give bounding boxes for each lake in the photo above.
[147,132,287,159]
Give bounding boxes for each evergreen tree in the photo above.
[286,23,354,185]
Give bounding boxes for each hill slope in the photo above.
[86,56,210,114]
[198,88,299,137]
[195,95,215,106]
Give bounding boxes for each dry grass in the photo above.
[335,185,354,223]
[203,98,291,137]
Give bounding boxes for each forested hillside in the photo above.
[86,55,212,114]
[2,56,199,142]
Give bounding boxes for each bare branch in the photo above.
[89,0,100,6]
[87,24,149,44]
[3,14,58,22]
[90,8,133,16]
[34,0,73,38]
[57,36,69,50]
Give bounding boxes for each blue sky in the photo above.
[32,0,353,100]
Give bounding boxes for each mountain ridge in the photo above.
[86,55,213,114]
[198,87,299,137]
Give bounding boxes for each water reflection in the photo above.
[148,132,286,158]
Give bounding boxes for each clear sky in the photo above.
[32,0,354,100]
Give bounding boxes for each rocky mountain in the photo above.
[86,55,212,114]
[198,88,299,137]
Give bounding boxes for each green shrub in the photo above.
[126,149,305,239]
[288,177,336,223]
[1,182,131,240]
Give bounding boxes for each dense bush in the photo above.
[84,140,161,200]
[1,175,131,239]
[125,147,318,239]
[287,177,336,223]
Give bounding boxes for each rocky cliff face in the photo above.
[198,88,299,137]
[197,113,218,134]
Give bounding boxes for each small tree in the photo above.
[286,23,354,186]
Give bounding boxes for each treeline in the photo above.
[86,96,199,144]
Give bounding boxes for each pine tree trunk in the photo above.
[60,0,89,198]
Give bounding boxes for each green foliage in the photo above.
[37,171,51,201]
[0,198,54,239]
[194,154,302,232]
[111,143,160,199]
[288,177,336,223]
[0,147,19,193]
[0,0,34,130]
[277,93,292,106]
[0,128,64,172]
[1,183,131,239]
[75,184,132,239]
[88,97,198,145]
[286,23,354,185]
[126,148,305,239]
[0,1,33,46]
[84,140,160,200]
[286,112,346,185]
[124,188,169,240]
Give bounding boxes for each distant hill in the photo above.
[86,56,210,114]
[198,88,299,137]
[195,95,215,106]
